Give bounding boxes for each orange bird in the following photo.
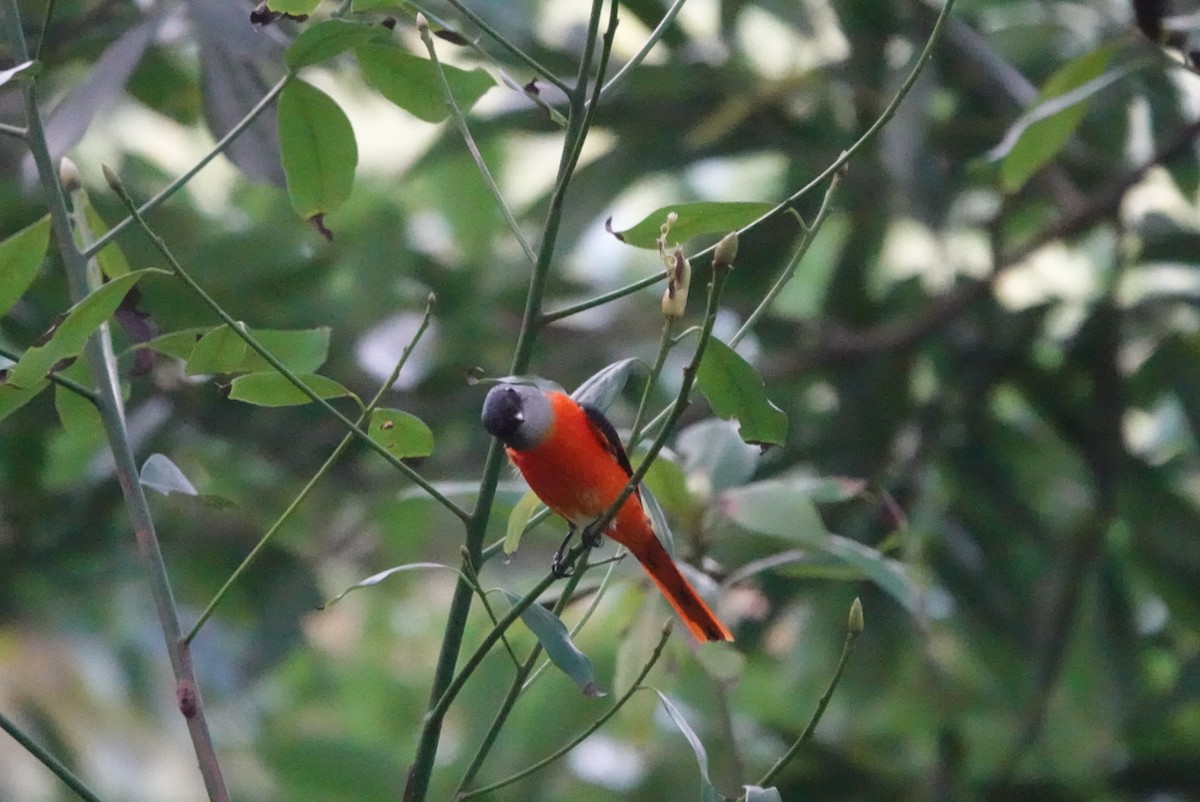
[482,383,733,643]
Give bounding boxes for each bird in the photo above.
[482,382,733,642]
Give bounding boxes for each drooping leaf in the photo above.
[502,590,604,698]
[696,338,788,447]
[285,20,388,70]
[571,358,644,411]
[196,38,285,186]
[228,372,354,407]
[820,533,919,613]
[639,455,690,518]
[716,480,828,545]
[355,44,494,123]
[990,46,1124,193]
[505,489,544,554]
[608,201,773,249]
[641,484,676,555]
[676,418,760,492]
[185,325,331,375]
[0,215,50,316]
[322,562,460,607]
[5,269,164,389]
[653,691,724,802]
[368,407,434,458]
[277,79,358,222]
[140,453,199,497]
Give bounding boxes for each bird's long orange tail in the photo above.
[626,531,733,643]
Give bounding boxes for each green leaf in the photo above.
[716,480,828,545]
[991,46,1123,193]
[83,200,131,278]
[5,269,163,389]
[718,481,920,613]
[147,327,213,361]
[0,215,50,316]
[140,453,199,496]
[355,44,494,123]
[266,0,321,17]
[277,79,357,221]
[322,562,459,607]
[285,20,388,70]
[0,379,48,423]
[368,407,434,458]
[609,201,773,249]
[696,338,787,446]
[185,325,331,375]
[639,455,690,518]
[228,372,353,407]
[820,533,919,613]
[53,364,99,434]
[501,590,604,698]
[505,489,543,554]
[653,691,724,802]
[571,357,644,411]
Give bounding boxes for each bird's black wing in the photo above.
[580,402,635,479]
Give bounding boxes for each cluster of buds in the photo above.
[658,212,691,320]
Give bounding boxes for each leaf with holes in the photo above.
[368,408,434,458]
[5,269,165,389]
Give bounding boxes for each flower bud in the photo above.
[661,246,691,319]
[848,596,864,636]
[101,163,125,196]
[712,230,738,271]
[59,157,81,193]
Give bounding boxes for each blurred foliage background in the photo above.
[3,0,1200,800]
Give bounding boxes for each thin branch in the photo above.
[405,7,622,798]
[599,0,688,99]
[809,114,1200,363]
[581,235,737,547]
[0,710,108,802]
[730,166,843,348]
[0,344,100,406]
[82,74,292,259]
[458,621,674,798]
[418,15,536,265]
[452,558,593,795]
[437,0,571,95]
[539,270,667,325]
[755,598,863,790]
[103,169,472,524]
[185,296,438,644]
[0,122,27,139]
[1,3,230,796]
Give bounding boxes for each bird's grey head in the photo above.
[481,383,554,451]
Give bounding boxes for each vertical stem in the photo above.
[404,6,622,799]
[1,5,230,800]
